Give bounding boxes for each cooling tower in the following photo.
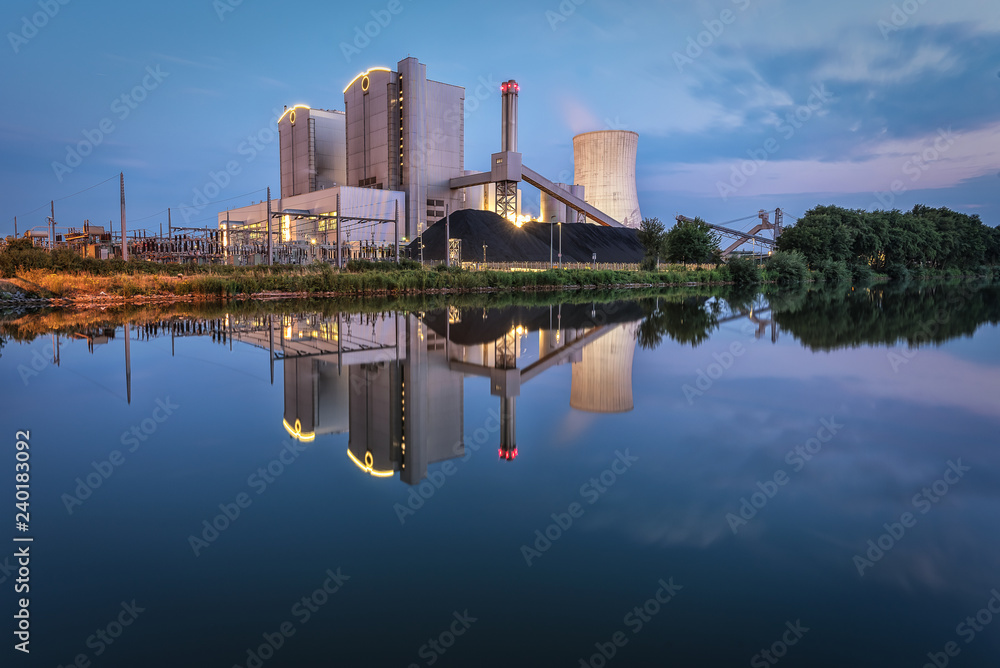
[573,130,641,228]
[570,322,638,413]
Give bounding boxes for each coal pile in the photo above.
[404,209,644,263]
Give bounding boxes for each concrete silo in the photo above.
[540,183,585,224]
[572,130,642,228]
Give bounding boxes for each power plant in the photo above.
[216,56,644,264]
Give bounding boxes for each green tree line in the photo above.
[776,205,1000,271]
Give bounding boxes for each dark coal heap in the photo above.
[404,209,644,263]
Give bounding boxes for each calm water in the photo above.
[1,283,999,668]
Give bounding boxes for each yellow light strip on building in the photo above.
[283,418,316,443]
[277,104,311,125]
[346,449,395,478]
[342,67,391,93]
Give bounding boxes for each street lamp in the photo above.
[549,215,555,268]
[558,220,562,270]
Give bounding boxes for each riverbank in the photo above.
[2,260,992,307]
[0,263,739,305]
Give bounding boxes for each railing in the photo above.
[463,261,642,272]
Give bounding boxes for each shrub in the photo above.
[886,263,910,283]
[765,251,809,284]
[727,257,761,286]
[850,263,875,284]
[820,259,851,284]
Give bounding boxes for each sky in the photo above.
[1,0,998,237]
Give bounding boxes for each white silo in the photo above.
[540,183,585,224]
[573,130,642,228]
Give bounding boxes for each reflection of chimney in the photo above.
[499,396,517,461]
[570,323,638,413]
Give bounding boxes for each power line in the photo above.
[173,188,268,210]
[7,173,119,225]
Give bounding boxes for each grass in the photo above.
[6,253,992,303]
[5,261,739,301]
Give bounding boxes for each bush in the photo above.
[765,251,809,284]
[726,257,761,286]
[886,263,910,283]
[820,259,851,284]
[850,263,875,284]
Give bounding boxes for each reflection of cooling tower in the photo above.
[573,131,641,228]
[540,183,585,224]
[570,323,638,413]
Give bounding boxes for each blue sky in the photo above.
[1,0,997,236]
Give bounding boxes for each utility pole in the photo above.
[394,199,399,265]
[120,173,128,261]
[266,187,272,266]
[13,216,16,238]
[335,192,341,269]
[445,203,450,268]
[168,207,172,239]
[49,201,54,251]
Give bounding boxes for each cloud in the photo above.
[640,121,1000,199]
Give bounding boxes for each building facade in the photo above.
[344,58,466,241]
[278,106,347,198]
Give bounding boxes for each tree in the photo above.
[664,217,720,264]
[636,217,666,269]
[776,205,859,267]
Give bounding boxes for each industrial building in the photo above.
[218,56,643,263]
[278,106,347,198]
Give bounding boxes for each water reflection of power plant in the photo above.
[234,303,644,485]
